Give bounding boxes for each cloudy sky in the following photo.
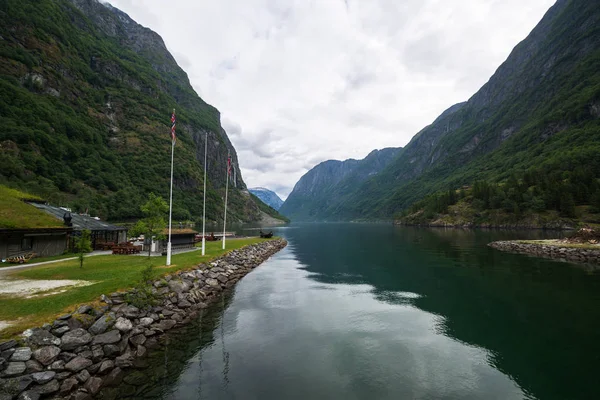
[108,0,555,199]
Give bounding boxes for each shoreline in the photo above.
[0,239,287,399]
[489,240,600,266]
[394,221,577,231]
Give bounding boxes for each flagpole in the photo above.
[166,109,175,266]
[201,131,207,256]
[222,153,230,250]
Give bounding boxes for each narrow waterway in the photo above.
[101,224,600,400]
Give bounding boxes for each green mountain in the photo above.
[280,148,402,220]
[0,0,285,223]
[284,0,600,222]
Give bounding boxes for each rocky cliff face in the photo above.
[289,0,600,220]
[0,0,268,222]
[249,188,284,210]
[280,148,402,220]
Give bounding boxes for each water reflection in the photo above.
[103,224,600,400]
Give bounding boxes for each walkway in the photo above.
[0,251,112,275]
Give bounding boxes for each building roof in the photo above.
[0,186,64,229]
[29,203,126,232]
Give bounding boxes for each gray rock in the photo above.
[57,314,71,320]
[59,376,78,394]
[72,390,93,400]
[25,360,43,373]
[57,352,77,363]
[177,299,192,308]
[84,376,103,395]
[33,345,61,366]
[17,390,40,400]
[100,294,112,305]
[51,326,70,336]
[168,280,191,293]
[129,334,145,347]
[88,313,115,335]
[61,329,92,351]
[36,378,59,394]
[1,361,26,376]
[55,371,71,380]
[205,278,219,287]
[136,345,147,358]
[121,305,140,319]
[216,274,229,283]
[11,347,32,362]
[92,330,121,345]
[65,356,92,372]
[114,317,133,332]
[52,320,68,329]
[76,305,92,315]
[98,360,114,375]
[78,350,93,360]
[75,369,90,383]
[156,319,176,331]
[0,340,17,352]
[1,348,15,361]
[102,344,120,357]
[87,361,101,375]
[114,353,133,369]
[32,371,56,384]
[26,329,61,347]
[91,345,104,362]
[50,360,65,371]
[67,314,95,330]
[0,374,33,395]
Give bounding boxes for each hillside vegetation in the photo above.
[0,0,285,223]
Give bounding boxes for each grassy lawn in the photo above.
[0,238,268,339]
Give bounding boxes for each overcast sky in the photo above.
[108,0,555,200]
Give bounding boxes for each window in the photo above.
[21,237,33,250]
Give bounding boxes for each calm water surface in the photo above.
[102,224,600,400]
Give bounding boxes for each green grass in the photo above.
[0,238,270,339]
[0,185,62,229]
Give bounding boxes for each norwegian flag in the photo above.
[227,155,232,176]
[170,110,176,142]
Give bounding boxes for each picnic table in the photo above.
[111,244,142,255]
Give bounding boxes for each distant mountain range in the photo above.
[249,188,284,211]
[281,0,600,222]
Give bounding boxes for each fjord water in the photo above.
[111,224,600,400]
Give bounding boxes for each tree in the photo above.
[74,230,92,269]
[130,193,168,257]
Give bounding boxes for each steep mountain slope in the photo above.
[280,147,402,220]
[295,0,600,220]
[249,187,284,210]
[0,0,283,223]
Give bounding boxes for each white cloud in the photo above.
[107,0,556,199]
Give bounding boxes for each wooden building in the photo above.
[144,228,197,254]
[0,227,71,260]
[29,203,127,250]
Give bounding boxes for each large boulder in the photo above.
[65,356,93,372]
[88,313,115,335]
[31,371,56,384]
[25,329,60,347]
[10,347,32,362]
[61,329,92,351]
[92,330,121,345]
[32,346,61,366]
[114,317,133,332]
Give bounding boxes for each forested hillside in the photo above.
[285,0,600,222]
[0,0,284,223]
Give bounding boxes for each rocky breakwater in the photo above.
[489,241,600,266]
[0,239,287,400]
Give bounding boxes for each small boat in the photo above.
[5,252,36,264]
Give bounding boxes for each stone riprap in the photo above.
[489,241,600,266]
[0,239,286,399]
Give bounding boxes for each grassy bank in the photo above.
[0,238,268,339]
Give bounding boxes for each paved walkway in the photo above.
[0,251,112,274]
